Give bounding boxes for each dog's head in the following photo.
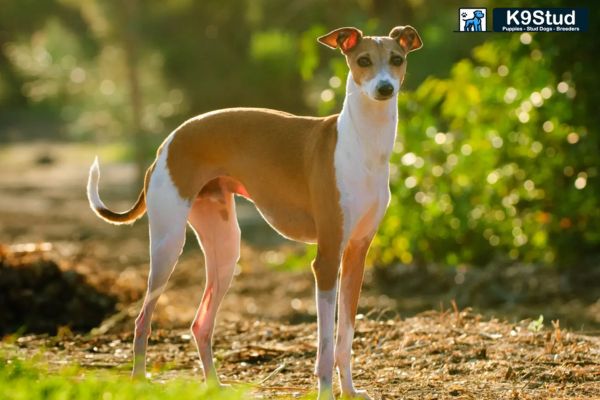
[473,10,485,19]
[318,26,423,101]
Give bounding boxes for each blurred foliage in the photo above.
[369,32,599,268]
[0,0,598,267]
[0,1,184,144]
[263,245,318,272]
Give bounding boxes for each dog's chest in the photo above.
[334,126,392,243]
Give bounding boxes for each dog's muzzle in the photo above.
[375,81,394,100]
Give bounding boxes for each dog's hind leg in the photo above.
[188,187,240,385]
[132,162,190,378]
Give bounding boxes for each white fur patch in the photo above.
[86,156,105,212]
[364,70,400,100]
[335,317,355,393]
[315,287,337,394]
[146,134,191,236]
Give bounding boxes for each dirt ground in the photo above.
[3,309,599,399]
[1,143,600,399]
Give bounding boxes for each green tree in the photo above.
[369,33,598,268]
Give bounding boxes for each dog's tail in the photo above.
[87,156,147,225]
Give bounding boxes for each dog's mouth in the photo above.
[374,94,395,101]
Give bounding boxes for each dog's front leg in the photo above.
[335,237,373,399]
[312,247,342,400]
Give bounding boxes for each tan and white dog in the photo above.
[87,26,422,399]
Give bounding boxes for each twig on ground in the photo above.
[255,362,286,385]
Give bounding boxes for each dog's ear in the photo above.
[389,25,423,53]
[318,27,363,53]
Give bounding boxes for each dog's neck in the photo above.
[337,73,398,166]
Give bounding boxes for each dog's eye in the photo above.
[390,55,404,66]
[357,57,372,67]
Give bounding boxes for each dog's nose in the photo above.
[376,82,394,97]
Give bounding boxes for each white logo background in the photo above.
[459,8,487,32]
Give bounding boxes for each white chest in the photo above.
[333,73,398,245]
[334,119,394,245]
[335,153,390,244]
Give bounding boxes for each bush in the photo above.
[370,34,599,268]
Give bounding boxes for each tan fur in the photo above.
[165,108,344,289]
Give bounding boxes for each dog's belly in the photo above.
[199,176,317,243]
[252,199,317,243]
[237,178,317,242]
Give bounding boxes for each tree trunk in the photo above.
[123,0,146,188]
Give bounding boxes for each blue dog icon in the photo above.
[463,10,485,31]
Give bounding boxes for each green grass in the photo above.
[0,357,248,400]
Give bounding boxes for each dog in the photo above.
[87,25,422,400]
[463,10,485,31]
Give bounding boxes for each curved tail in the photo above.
[87,157,147,225]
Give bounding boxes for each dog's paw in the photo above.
[130,370,149,380]
[206,380,232,390]
[342,389,373,400]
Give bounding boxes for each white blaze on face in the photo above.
[362,69,399,100]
